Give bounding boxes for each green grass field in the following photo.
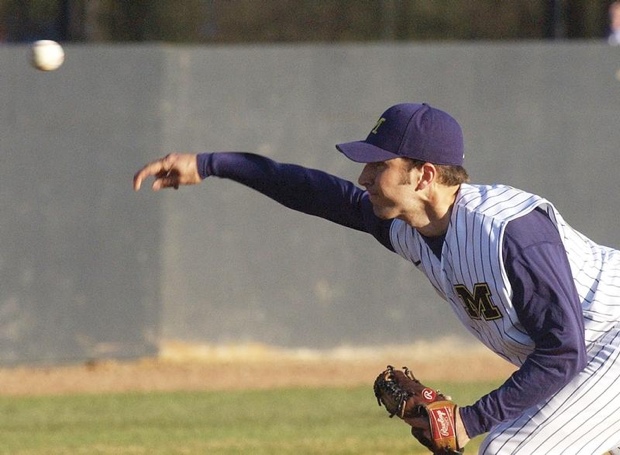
[0,381,501,454]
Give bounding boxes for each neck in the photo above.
[416,185,460,237]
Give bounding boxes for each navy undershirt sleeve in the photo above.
[197,152,394,250]
[459,208,587,438]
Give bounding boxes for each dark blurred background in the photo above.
[0,0,614,44]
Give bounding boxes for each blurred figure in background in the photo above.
[608,1,620,45]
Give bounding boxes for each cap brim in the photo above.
[335,141,399,163]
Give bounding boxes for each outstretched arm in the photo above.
[133,152,394,249]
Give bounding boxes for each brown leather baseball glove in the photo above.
[373,365,463,454]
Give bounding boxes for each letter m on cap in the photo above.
[454,283,502,321]
[371,117,386,134]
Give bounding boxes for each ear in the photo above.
[415,163,438,190]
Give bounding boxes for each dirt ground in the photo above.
[0,339,516,397]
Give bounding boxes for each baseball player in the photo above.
[134,103,620,454]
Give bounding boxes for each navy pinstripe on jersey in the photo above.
[390,183,620,366]
[391,182,620,453]
[198,152,620,452]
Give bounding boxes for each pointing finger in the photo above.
[133,159,167,191]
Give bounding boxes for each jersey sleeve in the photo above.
[459,208,587,438]
[197,152,394,250]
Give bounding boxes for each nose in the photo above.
[358,164,373,188]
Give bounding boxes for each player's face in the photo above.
[357,158,424,222]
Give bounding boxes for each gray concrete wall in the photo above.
[157,41,620,349]
[1,41,619,364]
[0,44,165,364]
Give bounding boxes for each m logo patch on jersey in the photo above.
[454,283,502,321]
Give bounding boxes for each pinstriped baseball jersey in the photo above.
[196,151,620,453]
[390,183,620,366]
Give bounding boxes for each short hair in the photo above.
[406,158,470,186]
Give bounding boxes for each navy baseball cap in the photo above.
[336,103,464,166]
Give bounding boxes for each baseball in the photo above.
[31,40,65,71]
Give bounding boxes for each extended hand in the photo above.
[133,153,202,191]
